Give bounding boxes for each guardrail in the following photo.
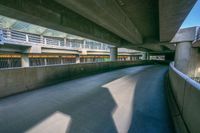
[1,28,110,51]
[169,62,200,133]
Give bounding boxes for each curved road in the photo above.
[0,65,174,133]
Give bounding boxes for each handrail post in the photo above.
[40,35,43,44]
[25,34,29,42]
[64,38,66,47]
[44,38,47,45]
[0,29,4,45]
[7,29,11,39]
[58,40,61,46]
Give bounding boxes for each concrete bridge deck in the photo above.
[0,65,174,133]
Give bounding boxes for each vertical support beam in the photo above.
[128,56,131,61]
[44,38,47,45]
[25,34,29,42]
[174,42,192,74]
[21,54,29,67]
[147,52,150,60]
[64,38,67,46]
[76,55,80,63]
[142,52,149,60]
[60,56,63,64]
[83,40,86,49]
[175,41,200,77]
[0,29,4,45]
[110,47,118,61]
[44,58,47,66]
[188,48,200,77]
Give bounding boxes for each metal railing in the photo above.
[0,58,21,68]
[1,28,110,51]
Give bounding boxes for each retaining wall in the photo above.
[0,61,152,98]
[169,62,200,133]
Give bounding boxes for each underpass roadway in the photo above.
[0,65,174,133]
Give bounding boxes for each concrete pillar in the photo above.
[110,47,118,61]
[146,53,148,60]
[44,58,47,66]
[60,56,63,64]
[188,48,200,77]
[175,41,200,77]
[175,42,191,74]
[128,56,131,61]
[76,55,80,63]
[21,54,29,67]
[141,52,149,60]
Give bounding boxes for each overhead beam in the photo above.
[0,0,133,47]
[171,27,197,43]
[159,0,197,42]
[54,0,143,44]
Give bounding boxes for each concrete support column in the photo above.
[142,52,149,60]
[44,58,47,66]
[21,54,29,67]
[175,42,192,74]
[188,47,200,77]
[110,47,118,61]
[147,53,150,60]
[175,41,200,77]
[76,55,80,63]
[60,56,63,64]
[128,56,131,61]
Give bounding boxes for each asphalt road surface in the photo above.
[0,65,174,133]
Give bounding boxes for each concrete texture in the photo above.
[0,0,124,47]
[174,42,191,74]
[169,62,200,133]
[0,65,174,133]
[159,0,197,42]
[171,27,197,43]
[0,0,196,51]
[169,66,186,112]
[174,41,200,77]
[187,47,200,77]
[54,0,143,44]
[21,54,30,67]
[166,77,188,133]
[183,81,200,133]
[0,61,152,98]
[110,47,118,61]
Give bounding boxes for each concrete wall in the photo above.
[0,61,153,98]
[169,62,200,133]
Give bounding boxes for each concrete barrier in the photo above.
[169,62,200,133]
[0,60,153,98]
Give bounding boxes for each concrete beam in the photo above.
[75,55,80,63]
[41,48,80,55]
[21,54,29,67]
[159,0,197,42]
[171,27,197,43]
[54,0,143,44]
[110,47,118,61]
[0,0,131,47]
[0,43,29,53]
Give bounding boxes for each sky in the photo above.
[181,0,200,28]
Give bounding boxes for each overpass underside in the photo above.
[0,0,197,52]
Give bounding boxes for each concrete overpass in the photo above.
[0,0,197,52]
[1,1,200,133]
